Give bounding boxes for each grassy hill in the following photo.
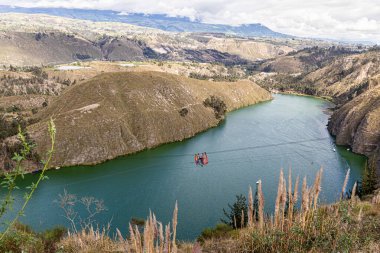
[27,71,271,168]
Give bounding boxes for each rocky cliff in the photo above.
[327,85,380,178]
[328,85,380,156]
[28,71,271,167]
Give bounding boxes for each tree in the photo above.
[361,159,377,195]
[221,194,248,229]
[203,96,227,119]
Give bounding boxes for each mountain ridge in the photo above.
[0,5,289,38]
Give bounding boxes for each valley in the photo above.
[0,5,379,252]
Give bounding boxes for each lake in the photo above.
[8,94,366,240]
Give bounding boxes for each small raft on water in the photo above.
[194,152,209,166]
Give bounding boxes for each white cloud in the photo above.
[1,0,380,43]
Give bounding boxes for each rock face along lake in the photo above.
[11,94,366,240]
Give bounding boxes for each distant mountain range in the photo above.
[0,5,289,38]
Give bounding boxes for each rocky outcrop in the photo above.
[28,71,271,168]
[328,86,380,156]
[327,84,380,181]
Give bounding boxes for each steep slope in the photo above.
[28,71,271,167]
[254,49,379,100]
[328,86,380,158]
[0,32,103,66]
[302,51,380,102]
[258,46,360,74]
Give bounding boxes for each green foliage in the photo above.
[189,72,239,82]
[0,225,45,253]
[221,194,248,229]
[0,119,56,242]
[203,96,227,119]
[0,114,26,140]
[361,159,377,195]
[0,222,66,253]
[130,217,146,227]
[40,226,67,253]
[198,223,234,243]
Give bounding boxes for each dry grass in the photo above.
[58,201,202,253]
[57,169,380,253]
[201,169,380,253]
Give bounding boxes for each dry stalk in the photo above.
[274,169,284,228]
[301,176,309,228]
[172,201,178,253]
[341,169,350,200]
[248,186,254,227]
[257,180,264,232]
[351,181,357,204]
[312,169,323,211]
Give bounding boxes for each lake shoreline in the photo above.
[8,94,367,240]
[44,97,275,172]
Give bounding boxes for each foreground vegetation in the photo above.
[1,165,378,252]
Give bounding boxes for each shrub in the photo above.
[40,226,66,253]
[361,159,377,195]
[179,108,189,117]
[221,194,248,229]
[6,105,21,113]
[0,226,44,253]
[203,96,227,119]
[198,223,234,243]
[31,108,39,114]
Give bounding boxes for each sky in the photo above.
[1,0,380,43]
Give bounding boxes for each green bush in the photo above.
[40,226,67,253]
[198,223,234,243]
[0,223,66,253]
[0,225,44,253]
[221,194,248,229]
[203,96,227,119]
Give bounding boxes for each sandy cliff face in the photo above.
[28,71,271,167]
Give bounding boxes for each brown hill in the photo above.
[302,51,380,102]
[0,32,103,66]
[258,46,359,74]
[28,71,271,167]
